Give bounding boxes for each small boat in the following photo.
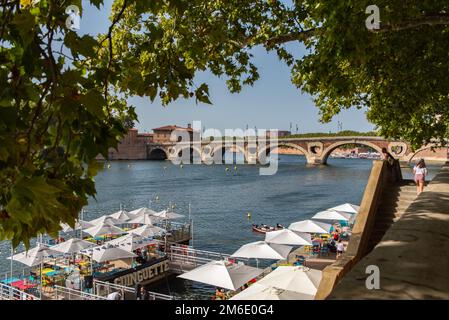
[252,224,284,234]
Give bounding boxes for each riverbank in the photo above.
[329,162,449,299]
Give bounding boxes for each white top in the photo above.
[107,292,121,300]
[336,243,345,252]
[413,166,427,176]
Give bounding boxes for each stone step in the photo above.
[382,194,414,202]
[366,181,419,250]
[382,192,417,202]
[377,204,411,214]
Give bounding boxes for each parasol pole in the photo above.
[10,243,13,281]
[40,261,43,299]
[188,203,191,221]
[188,202,193,248]
[80,209,84,239]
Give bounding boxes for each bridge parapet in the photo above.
[145,136,436,165]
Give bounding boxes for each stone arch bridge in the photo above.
[146,136,427,165]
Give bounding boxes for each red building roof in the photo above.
[152,125,193,132]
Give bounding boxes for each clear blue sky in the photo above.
[79,1,374,134]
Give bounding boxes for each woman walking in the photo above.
[413,159,428,195]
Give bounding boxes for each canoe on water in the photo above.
[252,224,284,234]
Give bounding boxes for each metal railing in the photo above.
[167,244,249,273]
[93,279,176,300]
[54,285,107,300]
[0,282,40,300]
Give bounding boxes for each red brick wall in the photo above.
[411,147,448,162]
[96,130,148,160]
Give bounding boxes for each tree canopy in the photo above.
[1,0,448,246]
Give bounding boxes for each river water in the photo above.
[0,156,441,299]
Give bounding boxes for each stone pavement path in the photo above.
[329,163,449,299]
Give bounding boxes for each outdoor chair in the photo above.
[294,255,306,266]
[320,245,329,256]
[303,245,313,255]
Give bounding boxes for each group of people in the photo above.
[382,148,428,196]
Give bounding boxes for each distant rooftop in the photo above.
[152,125,193,132]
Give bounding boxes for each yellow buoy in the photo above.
[234,166,238,171]
[107,164,111,169]
[247,212,252,220]
[180,164,184,169]
[225,167,230,171]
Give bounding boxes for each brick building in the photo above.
[97,124,195,160]
[152,124,194,143]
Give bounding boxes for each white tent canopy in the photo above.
[108,210,132,222]
[257,266,322,296]
[177,260,263,291]
[230,241,292,260]
[151,210,184,220]
[7,244,60,267]
[328,203,360,214]
[81,245,137,263]
[128,225,166,238]
[265,229,312,246]
[51,238,95,254]
[106,234,155,252]
[88,215,121,226]
[60,220,94,232]
[83,223,126,237]
[288,220,332,234]
[128,207,159,218]
[230,283,313,300]
[311,210,352,222]
[128,213,161,225]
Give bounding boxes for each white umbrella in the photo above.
[151,210,184,220]
[108,210,132,222]
[177,260,263,291]
[81,245,137,263]
[265,229,312,246]
[129,207,159,217]
[88,215,121,226]
[8,244,60,299]
[230,283,313,300]
[288,220,332,234]
[311,210,352,222]
[7,244,59,267]
[328,203,360,214]
[257,266,322,296]
[60,220,94,232]
[51,238,95,254]
[83,223,126,237]
[128,225,166,238]
[230,241,292,260]
[128,213,162,225]
[106,234,155,251]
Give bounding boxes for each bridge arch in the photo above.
[321,140,384,164]
[258,142,309,164]
[148,147,168,160]
[210,144,247,163]
[403,144,438,164]
[176,146,202,163]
